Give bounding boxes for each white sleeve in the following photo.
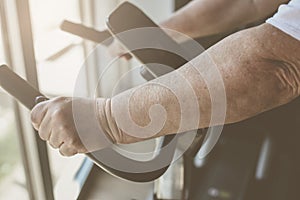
[266,0,300,41]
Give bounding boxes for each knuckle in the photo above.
[30,103,50,130]
[59,126,72,142]
[68,137,78,148]
[56,124,68,134]
[30,105,43,124]
[73,140,83,149]
[53,96,66,103]
[59,147,76,157]
[59,131,75,148]
[61,133,81,151]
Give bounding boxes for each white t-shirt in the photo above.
[266,0,300,41]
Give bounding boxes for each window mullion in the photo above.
[13,0,54,200]
[0,1,35,200]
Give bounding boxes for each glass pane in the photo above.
[0,28,5,63]
[29,0,85,96]
[29,0,86,186]
[0,15,29,200]
[0,94,29,200]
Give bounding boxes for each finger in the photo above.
[77,145,88,154]
[38,113,52,141]
[121,53,132,60]
[31,100,49,130]
[59,144,77,157]
[49,132,63,149]
[35,96,49,104]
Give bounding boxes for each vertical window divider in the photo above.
[13,0,54,199]
[0,1,35,200]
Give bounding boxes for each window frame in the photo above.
[0,3,36,199]
[0,0,108,199]
[1,0,55,199]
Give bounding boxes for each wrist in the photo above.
[96,98,120,144]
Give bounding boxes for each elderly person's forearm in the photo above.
[98,24,300,144]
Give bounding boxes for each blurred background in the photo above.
[0,0,175,199]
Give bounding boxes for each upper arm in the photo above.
[197,23,300,120]
[257,23,300,99]
[220,23,300,105]
[250,0,290,22]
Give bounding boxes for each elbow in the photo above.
[273,61,300,104]
[248,0,289,24]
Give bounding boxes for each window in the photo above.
[0,96,29,200]
[0,0,108,198]
[29,0,84,96]
[0,14,29,200]
[28,0,89,191]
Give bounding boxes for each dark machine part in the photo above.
[107,2,197,80]
[0,65,43,110]
[184,97,300,200]
[190,127,264,200]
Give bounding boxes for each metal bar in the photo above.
[0,1,35,199]
[78,0,98,97]
[15,0,54,200]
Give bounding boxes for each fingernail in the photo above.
[35,96,49,104]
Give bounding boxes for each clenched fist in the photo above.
[31,97,112,156]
